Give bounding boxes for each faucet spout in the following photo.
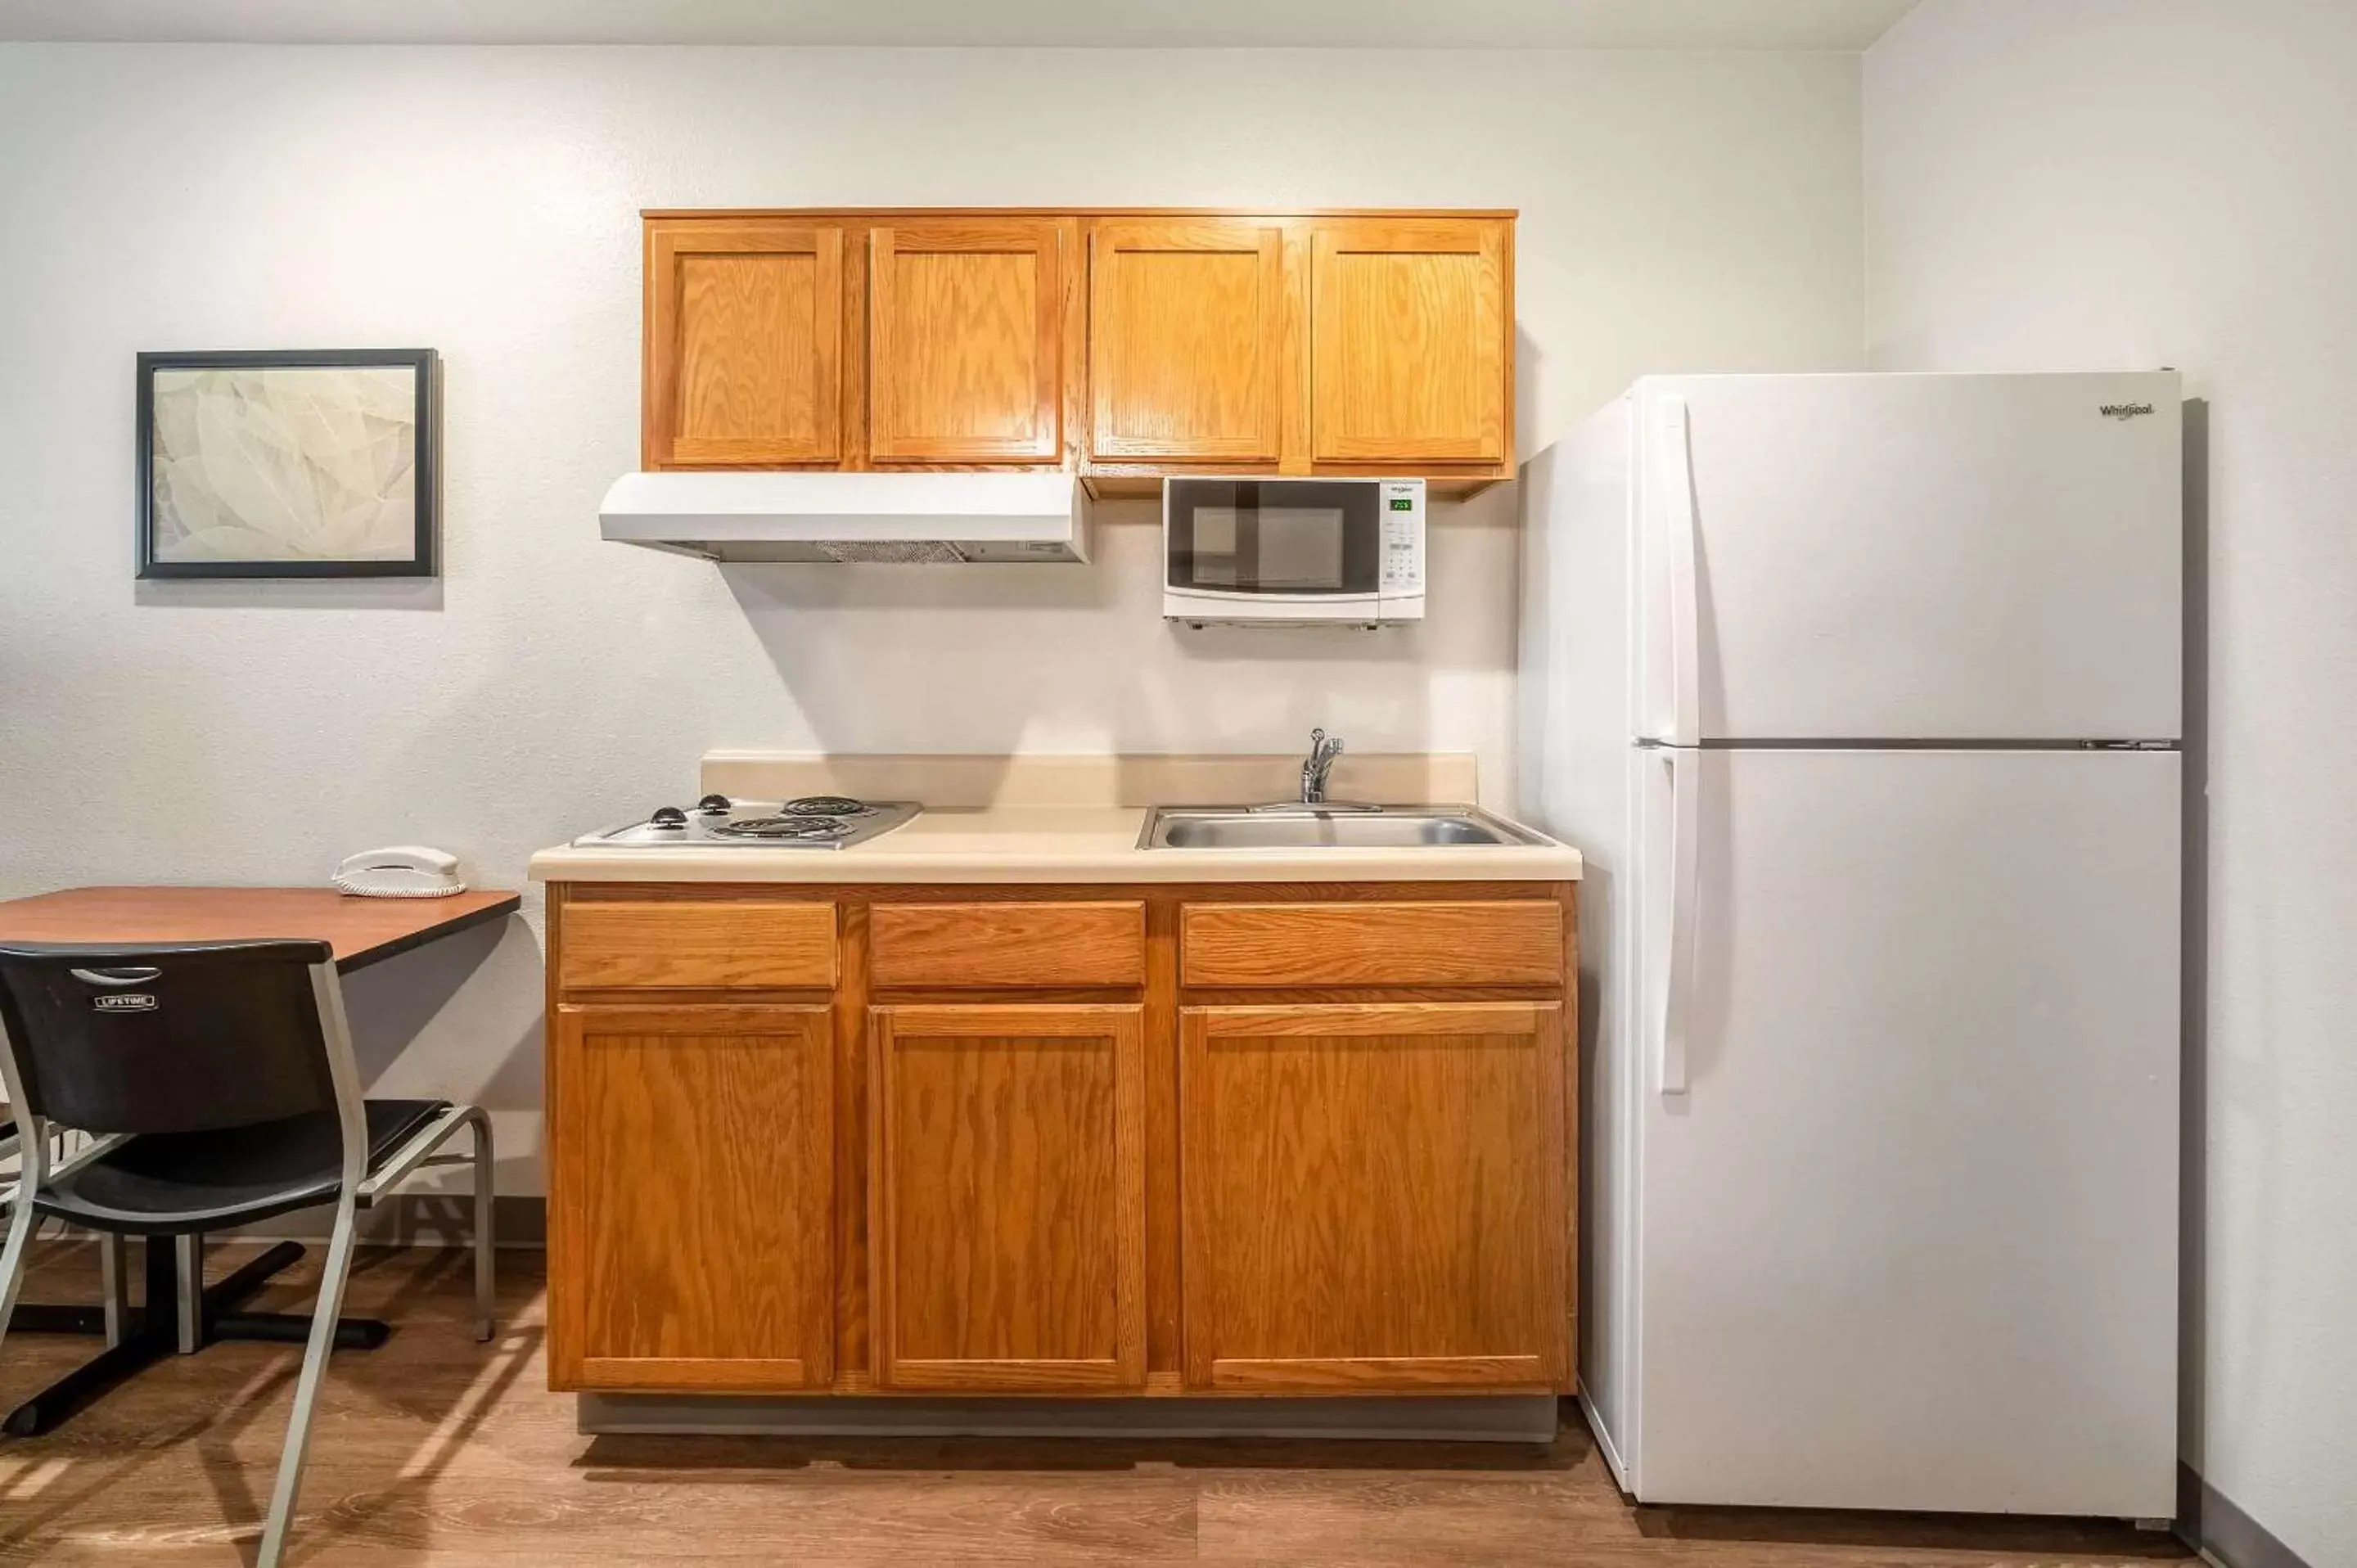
[1300,728,1345,803]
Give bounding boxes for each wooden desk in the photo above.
[0,885,521,968]
[0,884,521,1438]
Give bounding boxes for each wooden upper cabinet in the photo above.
[638,208,1513,482]
[867,219,1075,462]
[1308,218,1511,466]
[1088,219,1290,463]
[1179,1001,1566,1394]
[644,218,845,467]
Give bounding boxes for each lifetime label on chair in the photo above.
[91,993,157,1012]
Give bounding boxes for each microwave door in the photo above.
[1167,480,1381,601]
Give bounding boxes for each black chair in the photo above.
[0,939,495,1568]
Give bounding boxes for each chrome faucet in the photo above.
[1300,728,1345,804]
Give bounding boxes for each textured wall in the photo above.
[1867,5,2357,1562]
[0,42,1866,1189]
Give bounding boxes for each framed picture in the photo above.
[136,348,436,579]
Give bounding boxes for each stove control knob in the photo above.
[695,794,732,814]
[650,806,688,829]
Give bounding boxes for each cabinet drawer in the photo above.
[871,901,1145,989]
[559,900,837,990]
[1180,900,1562,988]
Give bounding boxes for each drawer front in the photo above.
[1180,900,1562,988]
[559,900,837,990]
[871,901,1146,989]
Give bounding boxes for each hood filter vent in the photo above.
[815,539,965,564]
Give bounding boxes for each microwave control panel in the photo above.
[1380,480,1426,596]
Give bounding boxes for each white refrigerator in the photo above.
[1517,372,2181,1517]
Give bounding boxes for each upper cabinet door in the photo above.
[1089,219,1290,463]
[645,219,845,467]
[1309,218,1510,465]
[868,219,1073,463]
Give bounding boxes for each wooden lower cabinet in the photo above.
[1178,1002,1567,1393]
[545,882,1574,1399]
[548,1004,834,1392]
[868,1004,1146,1390]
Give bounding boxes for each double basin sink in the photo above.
[1139,803,1550,851]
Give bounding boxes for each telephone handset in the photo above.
[332,846,466,899]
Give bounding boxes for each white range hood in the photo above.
[598,471,1091,563]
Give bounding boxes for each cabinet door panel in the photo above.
[1309,219,1508,464]
[647,219,845,466]
[1180,1002,1565,1392]
[870,1004,1146,1390]
[1090,220,1289,462]
[870,901,1144,989]
[559,899,836,991]
[1180,900,1562,988]
[868,220,1070,462]
[549,1004,833,1392]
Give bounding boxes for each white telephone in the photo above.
[332,846,466,899]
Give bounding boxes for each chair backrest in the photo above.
[0,939,340,1136]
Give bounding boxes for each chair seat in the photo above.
[33,1099,452,1235]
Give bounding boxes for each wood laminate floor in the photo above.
[0,1241,2189,1566]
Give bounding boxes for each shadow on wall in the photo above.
[337,912,543,1195]
[2178,398,2210,1493]
[131,578,445,612]
[711,494,1525,786]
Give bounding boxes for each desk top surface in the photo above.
[0,887,521,972]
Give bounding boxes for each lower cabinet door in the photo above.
[549,1004,834,1393]
[1180,1002,1567,1393]
[869,1003,1146,1390]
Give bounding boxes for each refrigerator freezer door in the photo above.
[1635,372,2182,743]
[1628,746,2179,1513]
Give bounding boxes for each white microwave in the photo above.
[1162,477,1425,625]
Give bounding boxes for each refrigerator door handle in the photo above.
[1658,746,1701,1097]
[1657,396,1701,746]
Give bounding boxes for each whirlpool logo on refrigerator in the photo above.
[2100,402,2156,421]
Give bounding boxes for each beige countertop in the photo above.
[529,804,1582,884]
[527,753,1584,885]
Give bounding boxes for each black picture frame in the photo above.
[135,348,438,579]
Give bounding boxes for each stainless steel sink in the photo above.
[1140,804,1551,851]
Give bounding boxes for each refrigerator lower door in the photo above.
[1626,746,2179,1514]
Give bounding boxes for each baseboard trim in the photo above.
[2179,1461,2319,1568]
[579,1392,1562,1443]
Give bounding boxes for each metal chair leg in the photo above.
[0,1111,47,1344]
[99,1232,130,1348]
[174,1232,204,1353]
[256,1192,359,1568]
[467,1108,496,1342]
[0,1185,38,1345]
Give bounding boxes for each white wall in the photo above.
[1867,5,2357,1563]
[0,43,1865,1188]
